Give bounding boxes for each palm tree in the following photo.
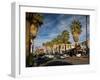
[44,41,54,54]
[70,19,82,47]
[51,38,58,53]
[26,13,43,66]
[49,41,54,54]
[26,13,43,54]
[61,30,70,51]
[56,35,63,53]
[42,43,47,53]
[43,41,53,54]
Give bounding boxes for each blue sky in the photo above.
[34,13,89,48]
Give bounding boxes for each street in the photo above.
[65,56,89,65]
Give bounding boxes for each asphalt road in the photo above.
[40,56,89,66]
[65,56,89,65]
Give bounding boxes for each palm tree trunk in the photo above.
[32,39,34,53]
[51,47,53,54]
[46,47,48,54]
[28,37,32,66]
[29,24,33,66]
[59,45,61,53]
[65,44,66,52]
[75,42,77,48]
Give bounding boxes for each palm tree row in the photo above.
[43,30,70,53]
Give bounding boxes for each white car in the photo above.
[45,55,54,58]
[76,54,81,57]
[63,54,69,57]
